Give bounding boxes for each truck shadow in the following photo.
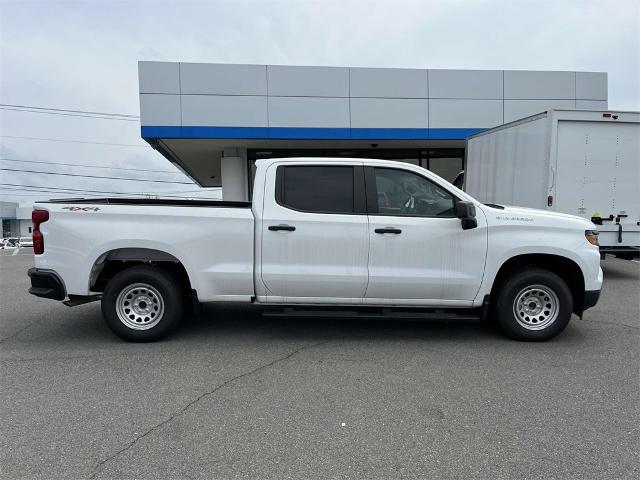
[174,304,541,344]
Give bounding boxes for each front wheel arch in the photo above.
[490,253,585,316]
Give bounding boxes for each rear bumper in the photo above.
[583,289,601,311]
[28,268,66,301]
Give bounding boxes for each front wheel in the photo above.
[495,269,573,341]
[101,265,183,341]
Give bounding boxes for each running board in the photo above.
[263,307,480,321]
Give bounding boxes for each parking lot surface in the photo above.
[1,251,639,479]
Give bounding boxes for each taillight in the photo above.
[32,209,49,255]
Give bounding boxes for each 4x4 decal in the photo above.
[61,206,101,212]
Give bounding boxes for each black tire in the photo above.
[495,268,573,341]
[101,265,183,342]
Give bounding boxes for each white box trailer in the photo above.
[465,110,639,258]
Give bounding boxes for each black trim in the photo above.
[353,166,367,215]
[39,198,251,208]
[583,290,601,311]
[268,225,296,232]
[364,166,379,214]
[28,268,66,301]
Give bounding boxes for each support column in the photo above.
[221,150,249,201]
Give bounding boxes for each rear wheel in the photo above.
[495,268,573,341]
[101,266,183,341]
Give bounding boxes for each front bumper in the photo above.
[28,268,66,301]
[583,289,601,311]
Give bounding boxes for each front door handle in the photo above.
[375,227,402,234]
[268,224,296,232]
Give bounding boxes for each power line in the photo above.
[0,103,139,118]
[0,167,195,185]
[0,107,139,122]
[0,135,149,148]
[0,157,184,175]
[0,183,222,199]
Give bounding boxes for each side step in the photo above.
[263,307,480,321]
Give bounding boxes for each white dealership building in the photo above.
[138,62,608,200]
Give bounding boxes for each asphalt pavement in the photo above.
[1,251,638,479]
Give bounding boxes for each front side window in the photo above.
[279,166,354,214]
[374,168,456,217]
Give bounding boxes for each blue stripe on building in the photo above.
[142,126,485,141]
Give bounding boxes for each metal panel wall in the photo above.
[429,99,503,128]
[350,98,428,128]
[181,95,268,127]
[138,62,609,136]
[268,97,350,128]
[267,65,349,97]
[428,70,503,99]
[180,63,267,95]
[350,68,428,98]
[504,71,575,99]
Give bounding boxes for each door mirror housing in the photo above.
[455,201,477,230]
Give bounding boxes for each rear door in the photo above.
[364,166,487,304]
[260,162,369,303]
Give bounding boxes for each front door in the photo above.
[365,166,487,305]
[260,162,369,303]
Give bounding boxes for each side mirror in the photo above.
[455,201,477,230]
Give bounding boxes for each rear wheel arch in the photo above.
[490,253,586,315]
[89,248,194,297]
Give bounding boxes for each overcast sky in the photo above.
[1,0,638,204]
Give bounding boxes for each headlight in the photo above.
[585,229,599,246]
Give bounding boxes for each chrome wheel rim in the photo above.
[513,284,559,331]
[115,283,164,330]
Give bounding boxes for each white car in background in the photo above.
[1,238,20,249]
[19,237,34,248]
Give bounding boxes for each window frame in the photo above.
[365,166,460,218]
[275,165,367,215]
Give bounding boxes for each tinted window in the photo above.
[280,166,354,214]
[374,168,456,217]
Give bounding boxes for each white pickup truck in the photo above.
[28,158,603,342]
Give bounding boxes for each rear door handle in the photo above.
[375,227,402,234]
[268,224,296,232]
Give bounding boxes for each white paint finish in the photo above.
[428,70,503,99]
[554,120,640,246]
[576,72,607,100]
[267,65,349,97]
[349,67,428,98]
[504,70,575,99]
[366,214,488,301]
[350,98,428,128]
[466,115,549,208]
[34,156,605,314]
[138,61,181,94]
[258,161,368,300]
[34,203,255,301]
[221,157,249,201]
[268,97,350,128]
[429,99,503,128]
[139,94,181,126]
[180,63,267,95]
[504,99,575,122]
[576,100,608,110]
[181,95,268,127]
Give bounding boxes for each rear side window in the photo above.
[278,166,354,214]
